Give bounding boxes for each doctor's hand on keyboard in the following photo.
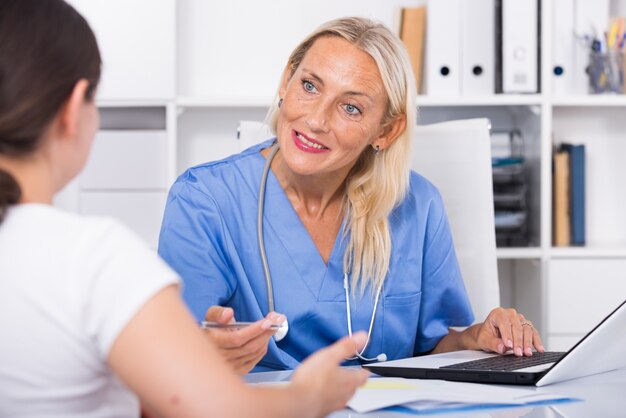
[202,305,286,374]
[473,307,546,357]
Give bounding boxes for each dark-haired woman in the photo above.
[0,1,367,416]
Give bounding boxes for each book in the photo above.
[400,6,426,93]
[561,143,586,246]
[553,150,571,246]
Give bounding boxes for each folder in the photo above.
[561,144,586,246]
[425,0,461,96]
[400,7,426,94]
[461,0,495,95]
[573,0,610,95]
[552,0,576,96]
[497,0,539,93]
[553,150,571,246]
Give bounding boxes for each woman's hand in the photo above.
[202,306,285,374]
[433,307,545,357]
[290,332,370,417]
[473,308,545,356]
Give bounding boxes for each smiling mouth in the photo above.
[295,131,328,150]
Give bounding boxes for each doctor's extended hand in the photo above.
[290,332,370,417]
[472,307,545,357]
[203,305,285,374]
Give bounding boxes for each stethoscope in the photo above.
[257,142,387,362]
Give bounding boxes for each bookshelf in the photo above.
[62,0,626,351]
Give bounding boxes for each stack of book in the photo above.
[553,143,586,246]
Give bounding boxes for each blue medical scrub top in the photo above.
[158,139,474,372]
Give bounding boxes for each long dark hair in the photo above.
[0,0,101,223]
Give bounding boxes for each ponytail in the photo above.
[0,169,21,224]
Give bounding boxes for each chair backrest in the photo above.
[237,118,500,321]
[237,120,274,150]
[412,118,499,322]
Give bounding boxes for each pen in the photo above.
[200,321,282,330]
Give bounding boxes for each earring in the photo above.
[278,98,283,108]
[375,145,380,155]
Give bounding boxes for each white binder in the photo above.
[573,0,610,95]
[461,0,495,95]
[501,0,538,93]
[552,0,576,96]
[425,0,461,96]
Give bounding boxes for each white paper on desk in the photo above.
[347,378,568,414]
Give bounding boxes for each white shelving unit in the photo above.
[62,0,626,351]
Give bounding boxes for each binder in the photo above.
[461,0,495,95]
[400,7,426,94]
[573,0,610,95]
[552,0,576,96]
[553,150,571,246]
[498,0,539,93]
[425,0,461,96]
[561,144,586,246]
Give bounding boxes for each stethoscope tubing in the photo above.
[257,141,385,361]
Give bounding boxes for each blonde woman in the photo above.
[159,16,544,375]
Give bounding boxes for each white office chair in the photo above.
[237,120,274,150]
[237,118,500,322]
[412,118,499,322]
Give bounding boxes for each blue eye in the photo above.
[303,80,316,93]
[344,104,361,115]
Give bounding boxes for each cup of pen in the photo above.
[588,51,624,94]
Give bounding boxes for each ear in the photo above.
[56,79,91,141]
[372,114,407,151]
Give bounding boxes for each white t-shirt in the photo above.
[0,204,179,417]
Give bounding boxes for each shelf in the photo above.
[176,96,273,108]
[496,247,543,259]
[551,95,626,107]
[417,95,544,107]
[550,246,626,259]
[96,99,172,108]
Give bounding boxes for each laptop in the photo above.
[365,299,626,386]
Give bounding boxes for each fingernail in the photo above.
[515,347,523,356]
[507,339,513,348]
[261,320,272,330]
[221,309,229,320]
[539,345,545,352]
[276,314,286,324]
[525,347,533,356]
[268,312,277,320]
[497,343,505,354]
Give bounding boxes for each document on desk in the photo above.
[347,377,572,414]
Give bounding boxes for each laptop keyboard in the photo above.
[440,351,566,371]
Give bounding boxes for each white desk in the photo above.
[245,368,626,417]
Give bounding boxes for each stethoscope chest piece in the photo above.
[273,320,289,342]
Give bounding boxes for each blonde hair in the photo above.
[267,17,417,294]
